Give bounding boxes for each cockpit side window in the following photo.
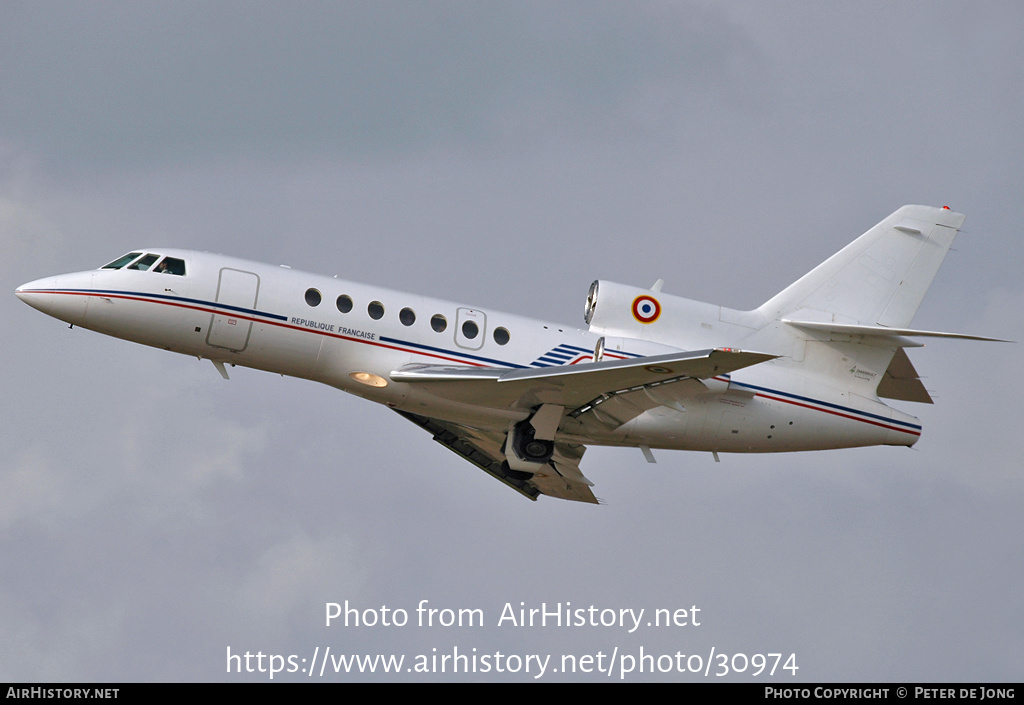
[102,252,143,269]
[154,257,186,275]
[127,254,160,271]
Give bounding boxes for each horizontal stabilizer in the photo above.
[782,319,1009,342]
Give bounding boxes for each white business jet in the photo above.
[16,205,1002,504]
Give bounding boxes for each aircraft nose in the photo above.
[15,277,58,315]
[15,272,94,326]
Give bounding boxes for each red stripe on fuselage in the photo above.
[37,289,493,367]
[753,391,920,437]
[710,374,920,437]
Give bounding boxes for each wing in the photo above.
[394,410,599,504]
[390,348,776,504]
[391,348,776,413]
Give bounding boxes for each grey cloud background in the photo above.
[2,1,1022,681]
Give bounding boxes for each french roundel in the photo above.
[632,295,661,324]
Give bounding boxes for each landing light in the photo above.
[349,371,389,388]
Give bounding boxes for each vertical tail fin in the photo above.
[758,205,965,327]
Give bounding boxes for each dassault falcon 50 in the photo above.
[16,205,1002,503]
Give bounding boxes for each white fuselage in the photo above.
[16,248,922,455]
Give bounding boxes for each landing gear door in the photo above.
[454,308,486,350]
[207,268,259,352]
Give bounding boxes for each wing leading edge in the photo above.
[391,348,777,412]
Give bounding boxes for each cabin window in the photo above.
[305,288,322,307]
[336,295,353,313]
[399,308,416,326]
[154,257,186,275]
[462,320,479,339]
[367,301,384,320]
[493,327,510,345]
[430,314,447,332]
[102,253,142,269]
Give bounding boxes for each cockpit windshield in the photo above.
[127,254,159,270]
[102,253,142,269]
[101,252,186,276]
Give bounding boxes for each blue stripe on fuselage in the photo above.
[724,377,922,431]
[55,288,290,321]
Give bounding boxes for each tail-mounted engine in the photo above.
[585,279,673,339]
[584,279,757,351]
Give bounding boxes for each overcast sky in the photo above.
[2,1,1022,682]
